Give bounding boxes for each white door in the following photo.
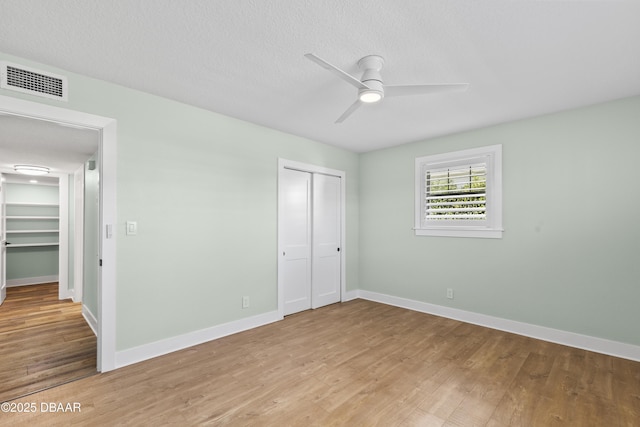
[281,169,312,315]
[311,174,341,308]
[280,168,342,315]
[0,173,6,306]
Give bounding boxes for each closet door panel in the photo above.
[281,169,312,315]
[311,174,341,309]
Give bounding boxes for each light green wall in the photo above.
[359,96,640,346]
[0,52,359,351]
[6,247,58,279]
[4,182,58,204]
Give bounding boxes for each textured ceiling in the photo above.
[0,0,639,153]
[0,114,99,173]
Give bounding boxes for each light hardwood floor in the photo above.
[4,300,639,426]
[0,283,97,403]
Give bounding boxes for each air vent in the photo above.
[1,61,68,101]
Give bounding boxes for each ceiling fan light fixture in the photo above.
[14,164,50,176]
[359,90,383,103]
[305,53,469,123]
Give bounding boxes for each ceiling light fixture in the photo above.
[14,164,50,176]
[359,90,383,103]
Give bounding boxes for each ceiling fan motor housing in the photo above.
[358,55,385,101]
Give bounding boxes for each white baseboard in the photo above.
[59,287,74,300]
[343,290,359,301]
[109,290,639,371]
[115,310,282,369]
[357,290,640,362]
[82,305,98,337]
[6,275,59,287]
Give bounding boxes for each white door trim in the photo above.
[0,95,117,372]
[0,172,5,307]
[277,158,346,319]
[73,166,85,303]
[57,173,70,300]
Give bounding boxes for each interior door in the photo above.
[311,174,341,308]
[281,168,312,315]
[0,173,6,306]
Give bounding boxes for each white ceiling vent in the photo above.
[1,61,68,101]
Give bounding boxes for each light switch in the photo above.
[126,221,137,236]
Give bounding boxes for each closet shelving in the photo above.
[5,202,60,248]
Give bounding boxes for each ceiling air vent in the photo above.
[0,61,68,101]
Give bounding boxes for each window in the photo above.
[415,145,502,238]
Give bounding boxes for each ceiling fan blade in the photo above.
[305,53,370,91]
[385,83,469,97]
[335,100,362,123]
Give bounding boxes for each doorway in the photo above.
[0,94,117,372]
[0,124,99,401]
[277,159,346,317]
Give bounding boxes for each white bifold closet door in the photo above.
[281,169,341,316]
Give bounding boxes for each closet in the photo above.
[3,176,60,287]
[280,167,342,315]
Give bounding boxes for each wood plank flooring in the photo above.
[5,299,640,426]
[0,283,96,403]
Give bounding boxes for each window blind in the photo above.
[424,163,487,221]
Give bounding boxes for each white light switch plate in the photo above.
[126,221,137,236]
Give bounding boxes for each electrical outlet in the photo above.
[446,288,454,299]
[242,296,250,308]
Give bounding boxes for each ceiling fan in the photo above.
[305,53,469,123]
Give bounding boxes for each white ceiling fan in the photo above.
[305,53,469,123]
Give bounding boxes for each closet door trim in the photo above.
[277,159,346,319]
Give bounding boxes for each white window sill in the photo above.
[414,227,503,239]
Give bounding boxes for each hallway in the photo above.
[0,283,96,402]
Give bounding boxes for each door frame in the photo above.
[73,165,85,303]
[0,95,117,372]
[0,172,5,306]
[57,174,70,300]
[277,158,346,319]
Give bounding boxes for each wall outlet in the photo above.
[446,288,454,299]
[242,296,250,309]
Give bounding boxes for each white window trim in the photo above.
[415,145,503,239]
